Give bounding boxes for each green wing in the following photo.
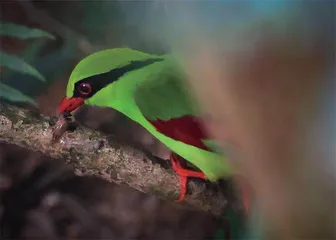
[134,57,225,155]
[133,56,235,179]
[134,56,199,121]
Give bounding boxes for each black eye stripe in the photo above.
[72,57,164,98]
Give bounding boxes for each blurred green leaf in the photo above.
[21,39,48,61]
[0,51,46,82]
[0,83,37,105]
[0,22,55,40]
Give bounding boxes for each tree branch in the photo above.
[0,102,234,216]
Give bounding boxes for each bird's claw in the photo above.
[170,153,206,202]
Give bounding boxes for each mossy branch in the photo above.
[0,102,235,216]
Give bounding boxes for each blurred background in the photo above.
[0,0,335,239]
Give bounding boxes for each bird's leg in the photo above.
[170,153,206,202]
[169,153,251,213]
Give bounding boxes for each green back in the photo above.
[134,56,199,121]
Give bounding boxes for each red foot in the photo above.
[170,153,206,202]
[169,153,251,213]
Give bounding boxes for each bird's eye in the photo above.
[78,83,92,96]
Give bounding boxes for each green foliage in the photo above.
[0,51,46,82]
[0,22,55,40]
[0,83,36,106]
[0,22,54,105]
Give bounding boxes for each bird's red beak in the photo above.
[58,97,84,113]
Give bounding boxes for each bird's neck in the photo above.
[85,75,139,119]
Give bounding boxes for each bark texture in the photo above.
[0,102,237,216]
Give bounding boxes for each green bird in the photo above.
[58,48,250,210]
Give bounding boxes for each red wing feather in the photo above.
[148,115,210,151]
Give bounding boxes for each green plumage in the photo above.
[66,48,235,180]
[135,61,197,121]
[64,48,247,240]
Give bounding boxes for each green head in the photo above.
[58,48,163,113]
